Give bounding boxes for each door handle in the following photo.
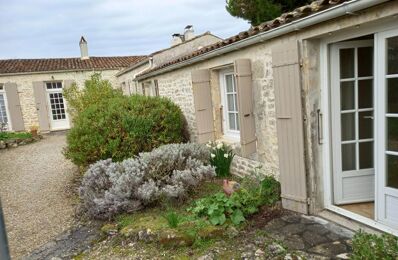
[317,109,323,145]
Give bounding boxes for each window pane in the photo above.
[359,111,373,139]
[342,143,356,171]
[387,155,398,188]
[358,47,373,77]
[358,79,373,109]
[359,142,373,169]
[340,48,355,79]
[228,113,236,130]
[341,113,355,141]
[387,78,398,113]
[235,114,240,131]
[227,94,235,111]
[387,36,398,75]
[340,81,355,110]
[387,117,398,152]
[225,75,234,92]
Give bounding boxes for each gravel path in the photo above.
[0,133,77,259]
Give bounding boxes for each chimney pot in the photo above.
[184,25,194,41]
[171,33,183,46]
[79,36,89,60]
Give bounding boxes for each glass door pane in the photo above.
[386,36,398,189]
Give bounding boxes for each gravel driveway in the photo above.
[0,133,77,259]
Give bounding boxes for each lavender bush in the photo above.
[79,143,215,219]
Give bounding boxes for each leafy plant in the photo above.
[351,231,398,260]
[207,141,235,177]
[164,211,181,228]
[0,132,32,141]
[188,174,281,226]
[63,74,187,167]
[79,143,215,219]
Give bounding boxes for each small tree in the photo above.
[226,0,311,26]
[63,73,123,120]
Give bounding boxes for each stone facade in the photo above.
[138,42,280,178]
[0,69,121,130]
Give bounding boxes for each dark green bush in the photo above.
[351,231,398,260]
[64,89,186,167]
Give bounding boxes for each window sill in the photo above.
[217,135,240,146]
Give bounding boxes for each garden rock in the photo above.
[268,242,285,256]
[100,224,118,236]
[198,226,224,239]
[226,226,239,238]
[158,230,194,247]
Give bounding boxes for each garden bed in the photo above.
[0,132,42,149]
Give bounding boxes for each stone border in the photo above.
[0,135,43,149]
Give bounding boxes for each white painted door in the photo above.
[46,82,70,130]
[331,40,375,205]
[376,29,398,228]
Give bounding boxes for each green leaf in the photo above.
[231,209,245,225]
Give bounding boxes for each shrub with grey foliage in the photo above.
[79,143,215,219]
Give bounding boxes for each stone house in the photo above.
[134,0,398,235]
[116,26,222,96]
[0,37,146,132]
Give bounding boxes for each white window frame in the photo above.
[219,69,240,140]
[0,84,12,131]
[320,20,398,236]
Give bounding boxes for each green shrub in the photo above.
[64,76,186,166]
[207,141,235,177]
[0,132,32,141]
[351,231,398,260]
[164,211,181,228]
[63,73,123,120]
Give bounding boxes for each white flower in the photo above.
[211,153,216,158]
[206,143,211,148]
[216,143,223,149]
[224,153,229,158]
[231,145,236,150]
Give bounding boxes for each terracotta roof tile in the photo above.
[0,56,146,74]
[137,0,350,78]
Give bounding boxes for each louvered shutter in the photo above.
[191,69,215,143]
[234,59,257,157]
[272,40,308,214]
[33,81,50,132]
[4,83,25,131]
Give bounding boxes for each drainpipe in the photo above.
[137,0,390,80]
[0,200,10,260]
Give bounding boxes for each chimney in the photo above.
[184,25,195,41]
[79,36,89,60]
[171,33,183,46]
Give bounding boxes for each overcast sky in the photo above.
[0,0,250,59]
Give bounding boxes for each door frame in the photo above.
[45,81,70,131]
[330,40,375,205]
[376,28,398,229]
[319,21,398,235]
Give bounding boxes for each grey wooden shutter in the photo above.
[4,83,25,131]
[191,69,215,144]
[33,81,50,132]
[272,41,308,214]
[234,59,257,157]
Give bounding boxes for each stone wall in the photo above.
[0,69,121,130]
[139,42,280,178]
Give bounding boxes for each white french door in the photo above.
[331,40,375,205]
[376,29,398,228]
[46,82,70,130]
